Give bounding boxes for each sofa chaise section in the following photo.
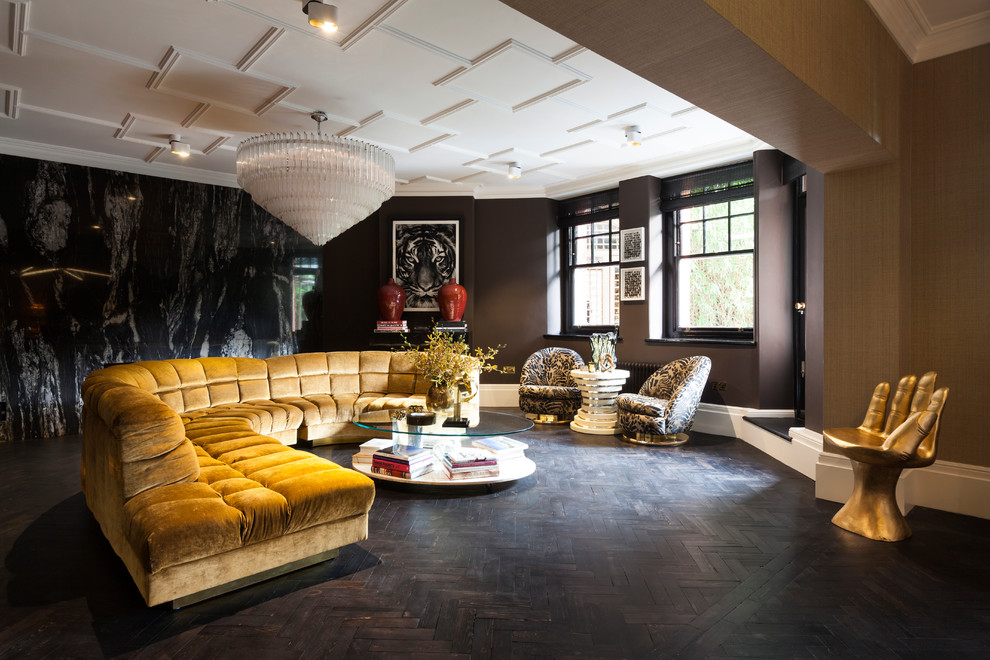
[80,356,378,607]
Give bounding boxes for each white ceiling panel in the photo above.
[0,39,192,124]
[258,27,469,123]
[344,111,450,152]
[149,49,295,116]
[393,146,481,183]
[465,147,557,174]
[1,106,151,160]
[552,49,694,117]
[433,99,595,157]
[195,104,353,138]
[437,41,585,111]
[569,104,686,147]
[28,0,274,66]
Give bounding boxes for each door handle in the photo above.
[794,302,806,314]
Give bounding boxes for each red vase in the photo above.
[438,278,467,322]
[377,278,405,322]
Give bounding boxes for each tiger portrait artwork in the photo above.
[392,220,459,310]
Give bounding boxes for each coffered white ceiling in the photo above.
[0,0,769,199]
[0,0,985,200]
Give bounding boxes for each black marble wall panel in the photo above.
[0,155,321,441]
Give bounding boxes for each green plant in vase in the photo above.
[405,328,506,417]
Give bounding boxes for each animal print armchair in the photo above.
[617,356,711,445]
[518,348,585,423]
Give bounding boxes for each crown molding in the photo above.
[866,0,990,63]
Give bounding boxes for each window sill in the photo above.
[645,337,755,346]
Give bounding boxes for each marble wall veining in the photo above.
[0,155,321,441]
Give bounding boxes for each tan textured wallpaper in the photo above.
[908,45,990,466]
[823,163,910,430]
[704,0,904,159]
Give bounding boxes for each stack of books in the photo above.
[375,320,408,333]
[434,320,467,332]
[440,447,499,480]
[371,445,434,479]
[352,438,393,466]
[471,436,528,463]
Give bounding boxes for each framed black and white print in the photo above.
[620,267,645,301]
[392,219,460,311]
[620,227,645,263]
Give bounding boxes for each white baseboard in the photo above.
[816,452,990,520]
[692,403,822,479]
[480,384,519,408]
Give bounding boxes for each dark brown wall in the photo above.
[322,196,477,350]
[474,198,556,384]
[323,216,380,350]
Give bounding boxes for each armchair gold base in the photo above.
[622,432,689,446]
[831,462,911,542]
[526,413,573,425]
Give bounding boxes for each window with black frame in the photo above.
[559,189,621,334]
[662,163,754,340]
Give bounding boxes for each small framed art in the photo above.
[620,267,645,301]
[620,227,645,263]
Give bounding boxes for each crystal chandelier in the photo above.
[236,111,395,245]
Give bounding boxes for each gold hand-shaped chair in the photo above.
[824,371,948,542]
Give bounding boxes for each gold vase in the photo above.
[426,383,456,414]
[426,378,477,417]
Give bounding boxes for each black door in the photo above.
[792,177,807,422]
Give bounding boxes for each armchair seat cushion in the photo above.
[519,384,581,400]
[616,393,667,417]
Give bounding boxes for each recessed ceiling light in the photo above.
[303,1,338,33]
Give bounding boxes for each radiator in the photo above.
[616,361,663,394]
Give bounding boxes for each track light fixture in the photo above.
[169,135,190,158]
[625,126,642,146]
[303,0,338,32]
[507,163,521,179]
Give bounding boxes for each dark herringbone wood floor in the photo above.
[2,410,989,659]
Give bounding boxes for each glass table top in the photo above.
[352,409,533,437]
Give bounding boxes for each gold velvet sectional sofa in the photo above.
[80,351,437,607]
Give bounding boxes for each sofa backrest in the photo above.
[88,351,432,415]
[266,351,429,398]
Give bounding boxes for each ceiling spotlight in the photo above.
[169,135,190,158]
[303,0,338,32]
[625,126,642,146]
[507,163,521,179]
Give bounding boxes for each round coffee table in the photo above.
[350,410,535,486]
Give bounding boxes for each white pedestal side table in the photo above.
[569,368,630,435]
